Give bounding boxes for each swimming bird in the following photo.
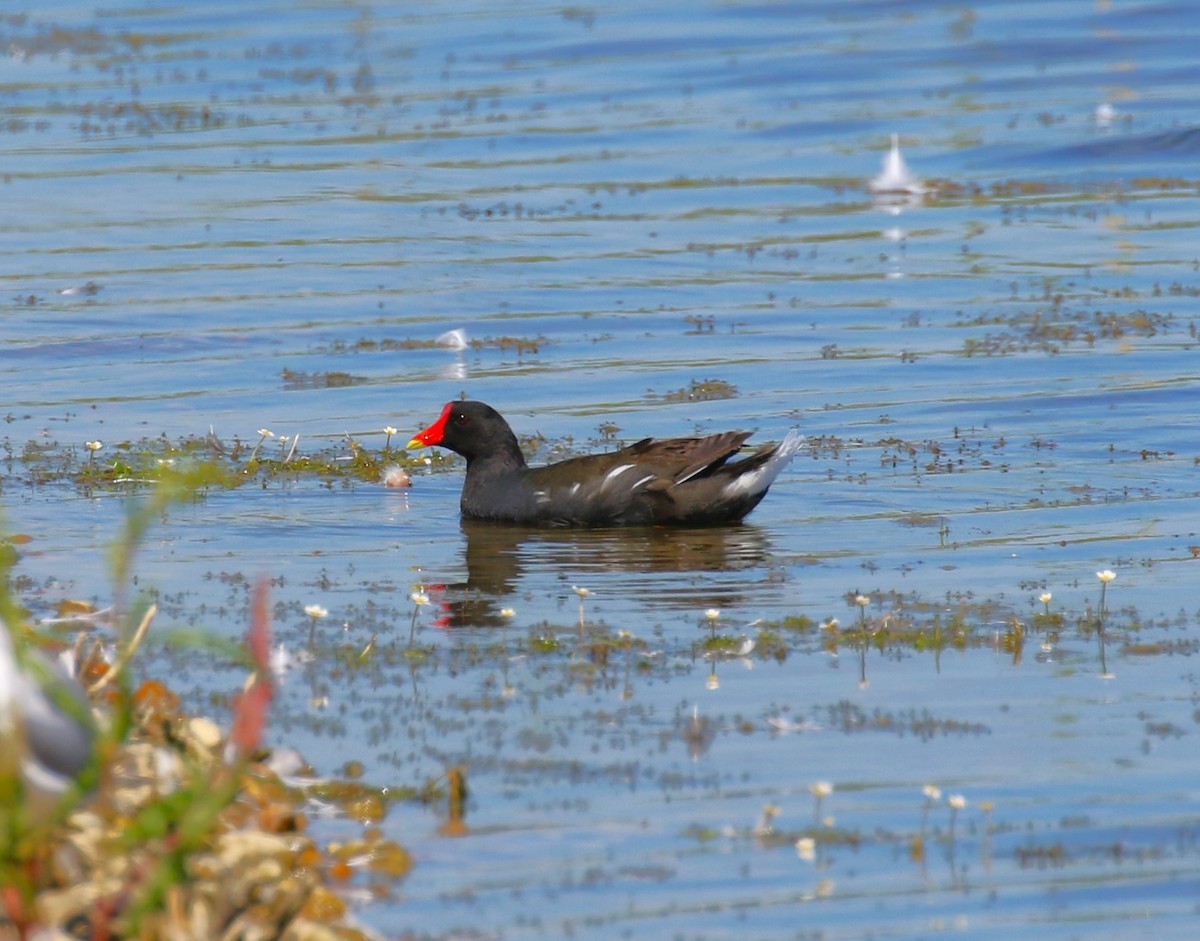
[405,400,803,527]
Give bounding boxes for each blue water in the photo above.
[4,1,1200,938]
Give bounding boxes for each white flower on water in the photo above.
[753,803,780,836]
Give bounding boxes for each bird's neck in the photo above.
[464,431,527,473]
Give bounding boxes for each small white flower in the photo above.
[704,608,721,621]
[948,794,967,810]
[705,673,720,690]
[810,781,834,799]
[572,586,592,598]
[854,594,870,607]
[270,643,292,677]
[383,426,398,436]
[257,429,274,438]
[85,440,103,451]
[410,591,430,606]
[1097,570,1116,583]
[753,803,780,836]
[923,784,942,801]
[1039,592,1052,605]
[795,837,816,862]
[500,607,516,619]
[304,604,328,619]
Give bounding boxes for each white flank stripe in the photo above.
[601,463,635,491]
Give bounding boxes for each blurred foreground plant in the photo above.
[0,462,405,940]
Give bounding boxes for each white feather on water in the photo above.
[869,133,926,195]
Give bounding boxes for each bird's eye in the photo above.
[455,413,470,426]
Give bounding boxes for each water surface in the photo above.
[3,2,1200,938]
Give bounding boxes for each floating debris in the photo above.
[57,281,101,297]
[1094,101,1117,127]
[382,464,413,488]
[766,715,821,735]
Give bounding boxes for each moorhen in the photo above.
[406,400,803,527]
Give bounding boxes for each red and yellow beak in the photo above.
[406,402,453,450]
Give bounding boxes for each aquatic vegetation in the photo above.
[647,378,738,403]
[325,334,548,356]
[0,430,437,494]
[958,306,1174,357]
[280,369,365,390]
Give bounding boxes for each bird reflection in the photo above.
[434,521,774,628]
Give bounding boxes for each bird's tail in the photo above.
[721,429,804,498]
